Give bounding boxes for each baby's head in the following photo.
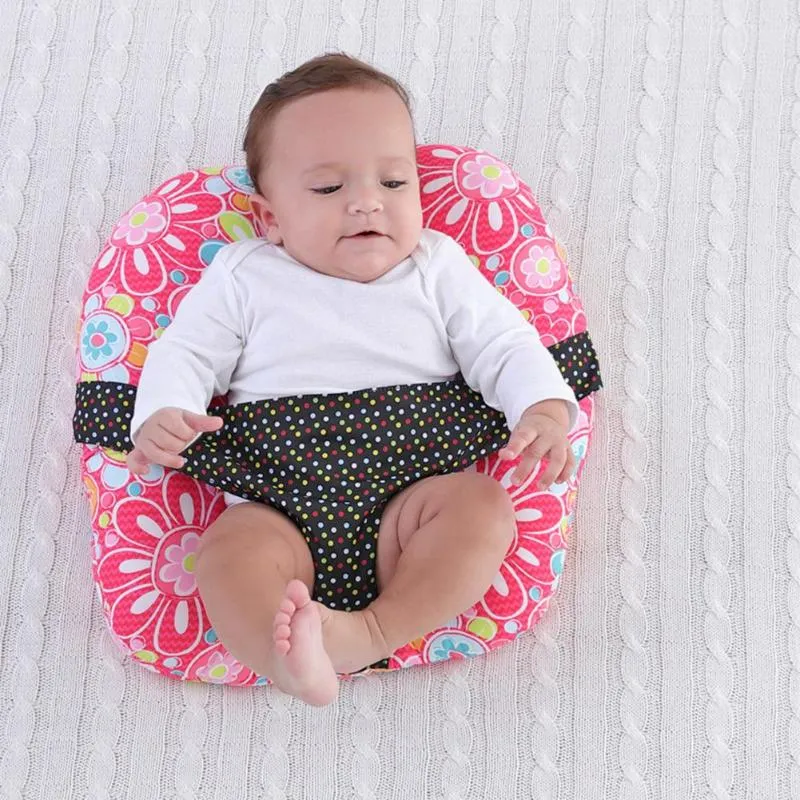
[244,54,422,283]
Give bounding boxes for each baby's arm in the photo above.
[426,234,579,487]
[427,235,579,431]
[128,248,243,472]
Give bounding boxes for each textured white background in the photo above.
[0,0,797,798]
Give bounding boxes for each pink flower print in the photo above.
[520,243,563,290]
[195,650,244,684]
[113,200,168,247]
[510,237,569,296]
[461,154,518,199]
[88,170,225,297]
[159,531,201,596]
[97,472,225,655]
[418,146,542,256]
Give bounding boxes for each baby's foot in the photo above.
[271,580,339,706]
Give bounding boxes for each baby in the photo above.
[127,53,578,706]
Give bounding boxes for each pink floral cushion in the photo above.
[75,145,600,685]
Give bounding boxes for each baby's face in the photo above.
[249,87,423,283]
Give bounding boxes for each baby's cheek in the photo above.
[290,223,323,256]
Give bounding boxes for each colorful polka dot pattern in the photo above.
[74,383,136,449]
[179,376,508,610]
[74,148,602,686]
[72,332,601,452]
[550,332,602,399]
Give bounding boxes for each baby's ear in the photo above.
[248,193,282,244]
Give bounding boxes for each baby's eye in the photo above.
[382,180,407,190]
[311,185,342,195]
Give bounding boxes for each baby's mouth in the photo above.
[343,230,385,239]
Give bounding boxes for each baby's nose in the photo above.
[347,190,383,215]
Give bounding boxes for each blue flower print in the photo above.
[83,320,118,361]
[433,638,472,661]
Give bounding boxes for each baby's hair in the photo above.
[243,53,413,195]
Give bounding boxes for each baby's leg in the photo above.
[194,501,338,706]
[322,472,516,673]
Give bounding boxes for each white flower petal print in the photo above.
[422,175,453,194]
[498,468,516,490]
[130,588,160,615]
[483,564,528,620]
[470,199,519,255]
[97,546,153,593]
[488,201,503,231]
[163,233,185,251]
[179,491,195,525]
[152,597,203,655]
[97,247,115,271]
[136,513,165,540]
[119,558,151,574]
[515,508,544,523]
[446,196,469,225]
[158,178,181,195]
[491,571,509,596]
[515,547,541,567]
[174,600,189,635]
[133,247,149,275]
[518,193,535,210]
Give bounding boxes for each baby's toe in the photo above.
[278,597,296,615]
[273,610,292,629]
[286,579,311,607]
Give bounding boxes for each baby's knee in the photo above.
[456,472,516,546]
[195,501,271,571]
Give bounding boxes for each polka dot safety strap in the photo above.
[73,146,602,685]
[73,333,600,452]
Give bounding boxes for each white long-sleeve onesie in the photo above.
[130,229,579,446]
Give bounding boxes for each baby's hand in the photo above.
[498,402,575,489]
[127,407,223,475]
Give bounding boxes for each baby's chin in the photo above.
[328,258,399,283]
[306,248,413,282]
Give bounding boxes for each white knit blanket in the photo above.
[1,1,797,798]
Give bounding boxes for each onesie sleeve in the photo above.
[129,246,244,442]
[423,232,579,432]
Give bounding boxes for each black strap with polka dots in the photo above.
[72,331,602,453]
[549,331,602,398]
[73,382,138,451]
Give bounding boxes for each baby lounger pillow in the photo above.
[73,145,602,685]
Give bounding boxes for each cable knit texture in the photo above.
[788,15,800,800]
[0,1,796,797]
